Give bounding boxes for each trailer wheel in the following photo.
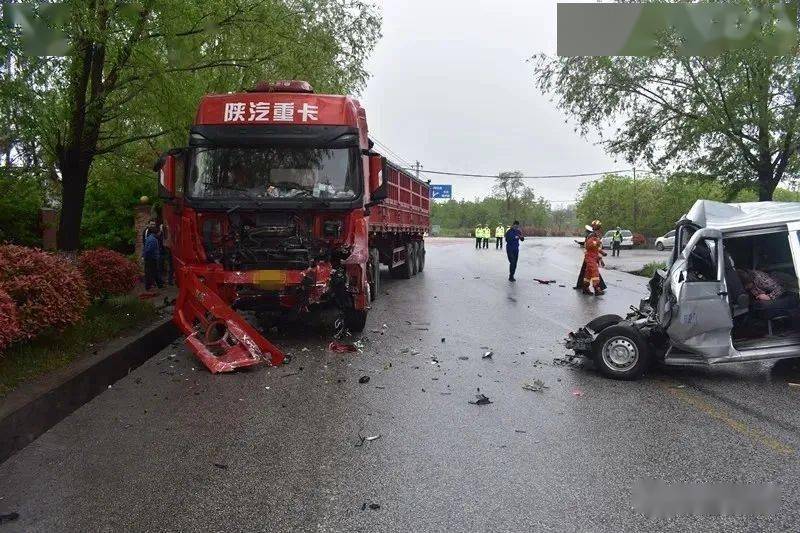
[417,242,425,272]
[392,243,413,279]
[411,243,419,276]
[344,308,368,332]
[592,324,651,380]
[369,248,380,301]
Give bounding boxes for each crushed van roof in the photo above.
[685,199,800,232]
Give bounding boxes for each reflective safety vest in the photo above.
[495,226,505,238]
[482,227,490,238]
[475,227,482,238]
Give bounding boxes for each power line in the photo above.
[399,168,634,180]
[370,136,416,169]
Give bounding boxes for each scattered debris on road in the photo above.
[458,356,469,361]
[362,503,381,511]
[359,375,371,384]
[571,389,583,397]
[213,463,228,470]
[469,393,493,405]
[441,338,446,343]
[328,340,357,353]
[788,382,800,388]
[0,512,19,525]
[355,433,382,447]
[522,379,548,392]
[533,278,557,284]
[482,351,493,359]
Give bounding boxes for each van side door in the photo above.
[786,222,800,289]
[666,228,733,358]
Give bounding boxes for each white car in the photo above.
[601,229,633,249]
[655,230,676,251]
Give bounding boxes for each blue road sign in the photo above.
[430,184,452,199]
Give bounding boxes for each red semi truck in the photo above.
[156,80,430,373]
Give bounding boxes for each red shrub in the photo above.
[0,288,21,353]
[632,233,647,247]
[79,248,140,299]
[0,245,89,339]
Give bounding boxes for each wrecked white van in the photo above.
[567,200,800,380]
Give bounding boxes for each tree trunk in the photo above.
[757,166,777,201]
[56,149,92,251]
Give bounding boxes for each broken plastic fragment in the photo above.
[328,340,357,353]
[533,278,557,284]
[572,388,583,397]
[355,433,382,447]
[0,513,19,524]
[482,351,493,359]
[359,375,370,384]
[469,393,492,405]
[522,379,548,392]
[458,356,469,361]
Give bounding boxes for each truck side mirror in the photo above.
[368,155,388,203]
[155,149,185,200]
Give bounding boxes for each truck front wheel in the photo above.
[411,242,419,276]
[592,324,651,380]
[369,248,380,301]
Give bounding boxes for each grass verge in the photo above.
[633,261,668,278]
[0,295,158,398]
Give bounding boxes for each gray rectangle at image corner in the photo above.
[558,3,642,57]
[557,2,799,57]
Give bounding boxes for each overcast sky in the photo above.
[360,0,626,207]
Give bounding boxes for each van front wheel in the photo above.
[592,324,651,380]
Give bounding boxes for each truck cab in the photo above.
[157,81,390,373]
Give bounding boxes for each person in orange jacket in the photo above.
[582,220,607,295]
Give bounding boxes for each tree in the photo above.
[2,0,381,250]
[492,171,524,212]
[575,172,800,237]
[532,1,800,201]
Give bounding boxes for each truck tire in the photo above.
[369,248,380,301]
[411,242,419,276]
[395,243,413,279]
[586,314,622,334]
[417,242,425,272]
[592,324,651,380]
[344,308,368,332]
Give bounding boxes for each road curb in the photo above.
[0,317,179,465]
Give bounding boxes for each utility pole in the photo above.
[632,167,637,231]
[414,161,422,180]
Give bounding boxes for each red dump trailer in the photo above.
[156,80,429,373]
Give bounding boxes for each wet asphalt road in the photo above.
[3,237,800,532]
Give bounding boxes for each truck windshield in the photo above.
[188,146,359,201]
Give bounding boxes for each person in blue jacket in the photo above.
[504,221,525,282]
[143,231,163,290]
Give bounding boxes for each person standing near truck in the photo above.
[495,223,505,250]
[142,230,163,290]
[611,226,623,257]
[475,225,482,249]
[482,224,491,249]
[505,221,525,282]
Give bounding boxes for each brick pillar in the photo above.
[40,208,58,250]
[134,204,152,260]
